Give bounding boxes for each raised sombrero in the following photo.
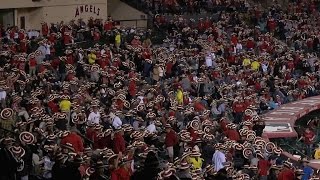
[9,146,26,158]
[0,108,14,120]
[19,131,35,145]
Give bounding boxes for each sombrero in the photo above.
[85,167,95,177]
[0,108,14,120]
[9,146,26,158]
[203,133,214,141]
[178,162,191,170]
[265,142,276,153]
[159,168,176,178]
[132,140,146,148]
[180,132,192,142]
[130,131,144,139]
[283,160,293,168]
[234,143,244,151]
[136,104,145,111]
[146,112,156,119]
[243,148,253,159]
[190,149,201,157]
[19,131,35,145]
[273,147,283,155]
[62,142,75,152]
[246,133,256,141]
[189,120,200,130]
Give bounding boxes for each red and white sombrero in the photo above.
[265,142,276,154]
[189,120,200,130]
[234,143,244,151]
[273,147,283,155]
[136,104,145,111]
[9,146,26,158]
[85,167,95,177]
[159,168,176,179]
[243,148,253,159]
[246,133,256,142]
[146,112,156,119]
[0,108,14,120]
[19,131,35,145]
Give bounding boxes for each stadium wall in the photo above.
[0,0,108,30]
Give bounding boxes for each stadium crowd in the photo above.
[0,0,320,180]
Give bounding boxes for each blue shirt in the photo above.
[302,166,313,180]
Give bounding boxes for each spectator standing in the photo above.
[298,127,316,157]
[212,144,226,172]
[165,124,178,162]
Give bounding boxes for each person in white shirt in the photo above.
[236,42,243,53]
[212,145,226,172]
[44,43,51,61]
[108,112,122,129]
[146,121,156,133]
[205,52,213,68]
[87,106,101,124]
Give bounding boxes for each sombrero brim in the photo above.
[0,108,14,119]
[19,131,35,145]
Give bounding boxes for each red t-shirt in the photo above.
[48,101,59,113]
[277,169,295,180]
[194,102,205,112]
[304,130,315,144]
[258,159,271,176]
[60,133,84,153]
[226,129,240,141]
[165,130,178,147]
[29,58,37,67]
[111,167,132,180]
[113,133,126,154]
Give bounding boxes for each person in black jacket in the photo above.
[252,120,265,137]
[0,138,18,180]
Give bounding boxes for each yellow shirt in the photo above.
[315,148,320,159]
[188,157,203,169]
[88,53,96,65]
[115,34,121,44]
[251,61,260,71]
[242,58,251,67]
[59,100,71,112]
[176,90,183,104]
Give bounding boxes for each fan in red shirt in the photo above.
[63,32,72,45]
[246,37,255,49]
[257,153,271,178]
[277,161,295,180]
[225,123,240,141]
[194,99,205,112]
[18,29,26,40]
[131,36,142,47]
[20,39,28,53]
[128,78,137,97]
[232,98,246,124]
[97,54,109,70]
[41,22,49,36]
[165,124,178,162]
[187,121,199,147]
[93,29,101,42]
[298,127,316,156]
[111,156,132,180]
[104,20,113,31]
[60,131,84,154]
[65,49,74,64]
[113,127,126,155]
[47,99,59,113]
